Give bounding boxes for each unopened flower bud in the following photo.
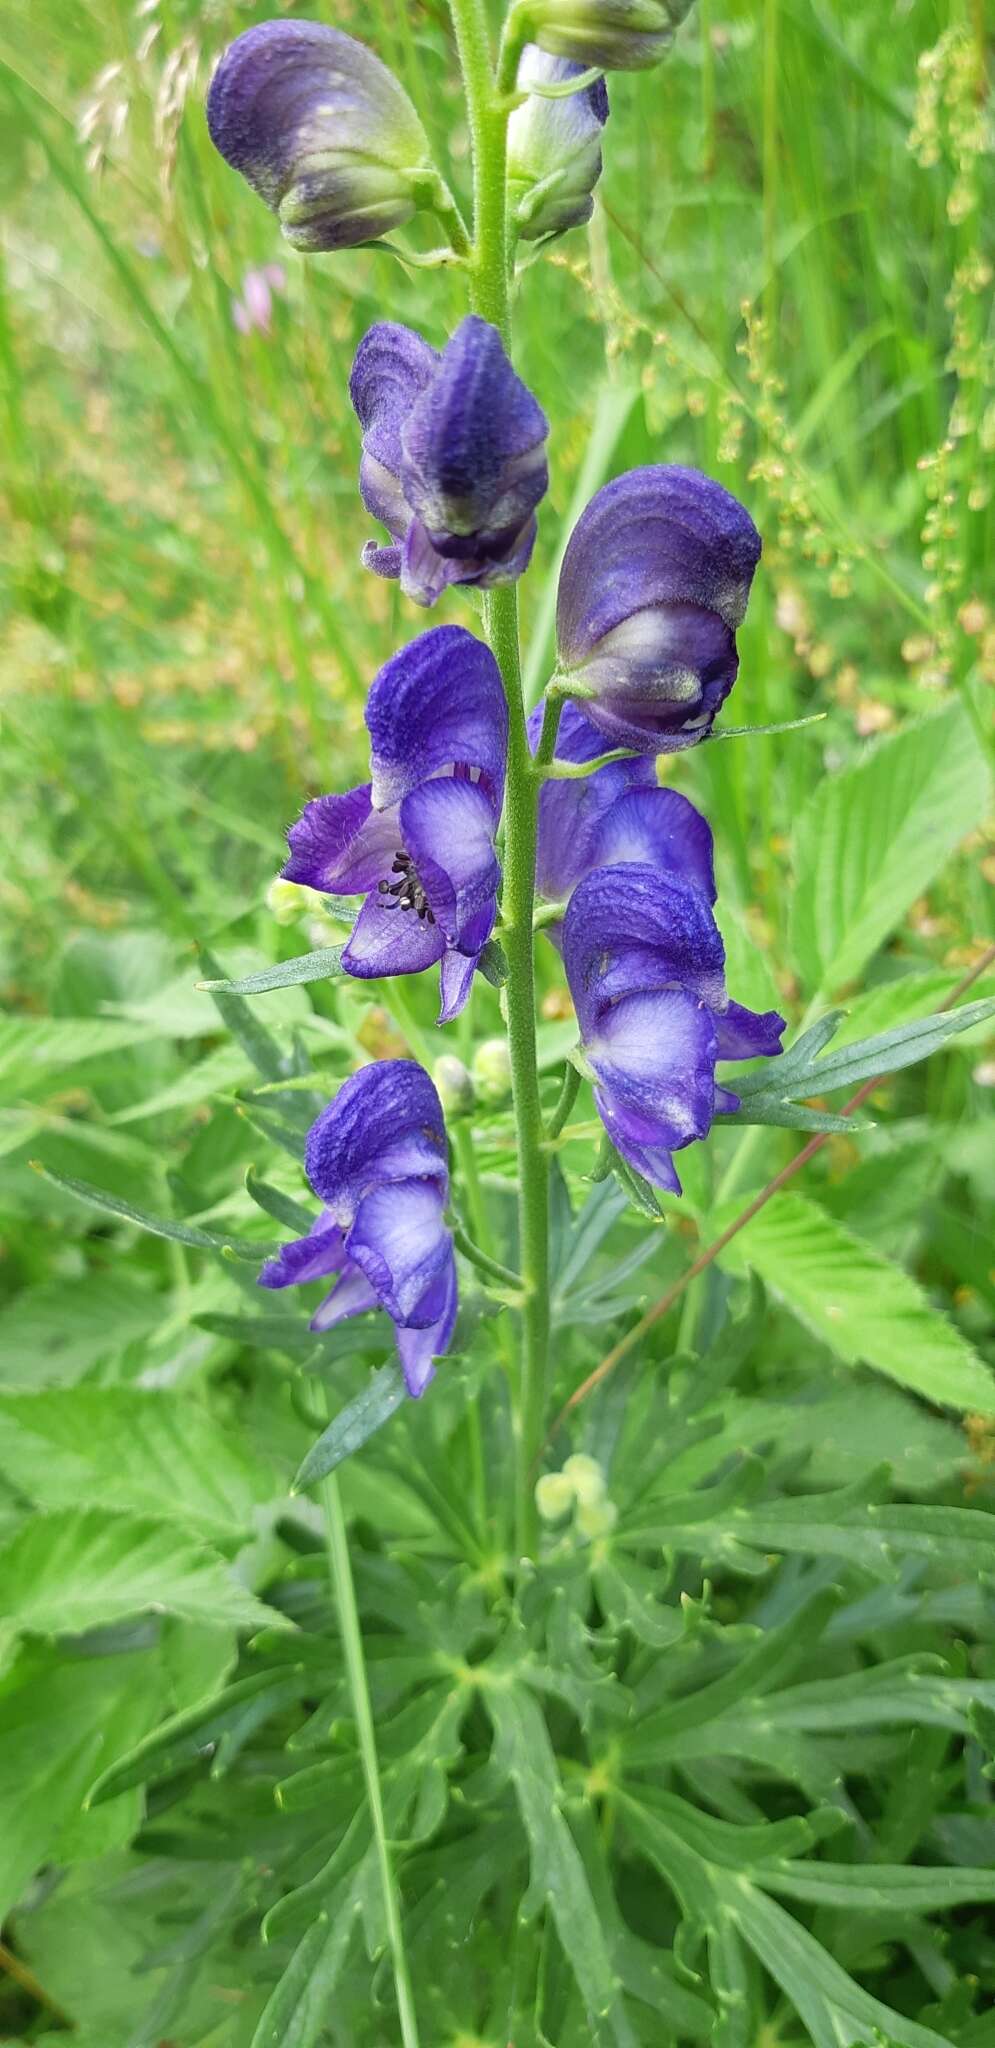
[267,876,317,925]
[433,1054,475,1115]
[576,1493,618,1540]
[350,316,549,607]
[472,1037,512,1104]
[516,0,695,73]
[207,20,433,252]
[556,465,761,752]
[508,47,608,241]
[536,1471,575,1522]
[562,1451,607,1508]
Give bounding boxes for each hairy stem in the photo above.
[321,1460,421,2048]
[449,0,549,1557]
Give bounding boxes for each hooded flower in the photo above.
[350,316,549,606]
[507,47,609,241]
[528,699,656,921]
[520,0,696,72]
[281,626,507,1022]
[206,19,432,251]
[563,806,784,1191]
[258,1061,456,1396]
[555,466,762,753]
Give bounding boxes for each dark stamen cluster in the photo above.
[378,850,435,921]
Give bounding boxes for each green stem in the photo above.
[320,1462,421,2048]
[449,0,550,1558]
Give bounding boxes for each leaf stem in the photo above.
[320,1458,421,2048]
[448,0,550,1558]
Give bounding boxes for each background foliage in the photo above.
[0,0,993,2042]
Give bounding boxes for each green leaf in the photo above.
[0,1388,275,1539]
[790,703,990,997]
[759,1858,995,1913]
[486,1682,637,2047]
[0,1509,285,1668]
[715,1191,995,1412]
[250,1907,361,2048]
[31,1163,266,1260]
[197,945,295,1083]
[735,995,995,1111]
[88,1666,311,1805]
[292,1364,408,1492]
[0,1271,162,1388]
[197,947,345,996]
[245,1168,313,1234]
[618,1478,995,1582]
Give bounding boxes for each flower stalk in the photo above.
[449,0,551,1557]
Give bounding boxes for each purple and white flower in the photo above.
[507,47,609,241]
[555,466,762,753]
[350,316,549,606]
[563,803,784,1191]
[281,626,507,1022]
[206,20,431,251]
[259,1061,456,1396]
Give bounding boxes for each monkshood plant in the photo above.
[33,7,995,2047]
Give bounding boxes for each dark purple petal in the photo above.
[206,21,429,251]
[258,1210,345,1290]
[567,602,739,752]
[558,466,760,649]
[350,322,438,488]
[399,317,548,555]
[529,700,655,904]
[587,988,719,1152]
[365,627,508,813]
[283,785,400,894]
[585,788,716,903]
[398,520,467,606]
[394,1250,457,1395]
[341,891,446,980]
[438,946,482,1024]
[304,1061,448,1219]
[346,1177,451,1323]
[556,466,761,750]
[563,863,727,1037]
[593,1091,683,1194]
[507,46,608,241]
[714,1000,786,1061]
[310,1260,380,1329]
[362,538,405,580]
[399,779,500,949]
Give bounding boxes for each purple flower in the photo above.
[206,20,431,251]
[281,626,507,1022]
[258,1061,456,1396]
[529,699,656,918]
[350,316,549,606]
[521,0,695,71]
[507,47,609,241]
[555,466,762,753]
[563,813,784,1191]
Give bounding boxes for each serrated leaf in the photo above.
[198,947,345,996]
[715,1191,995,1412]
[486,1683,636,2047]
[293,1364,408,1491]
[32,1163,266,1260]
[790,703,990,997]
[0,1388,275,1539]
[0,1509,284,1668]
[618,1480,995,1582]
[0,1271,162,1387]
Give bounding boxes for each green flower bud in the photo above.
[562,1451,607,1508]
[515,0,694,73]
[472,1036,513,1104]
[433,1054,475,1115]
[536,1472,575,1522]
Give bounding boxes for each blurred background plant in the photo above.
[0,2,994,2044]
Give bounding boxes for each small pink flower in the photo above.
[231,263,286,336]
